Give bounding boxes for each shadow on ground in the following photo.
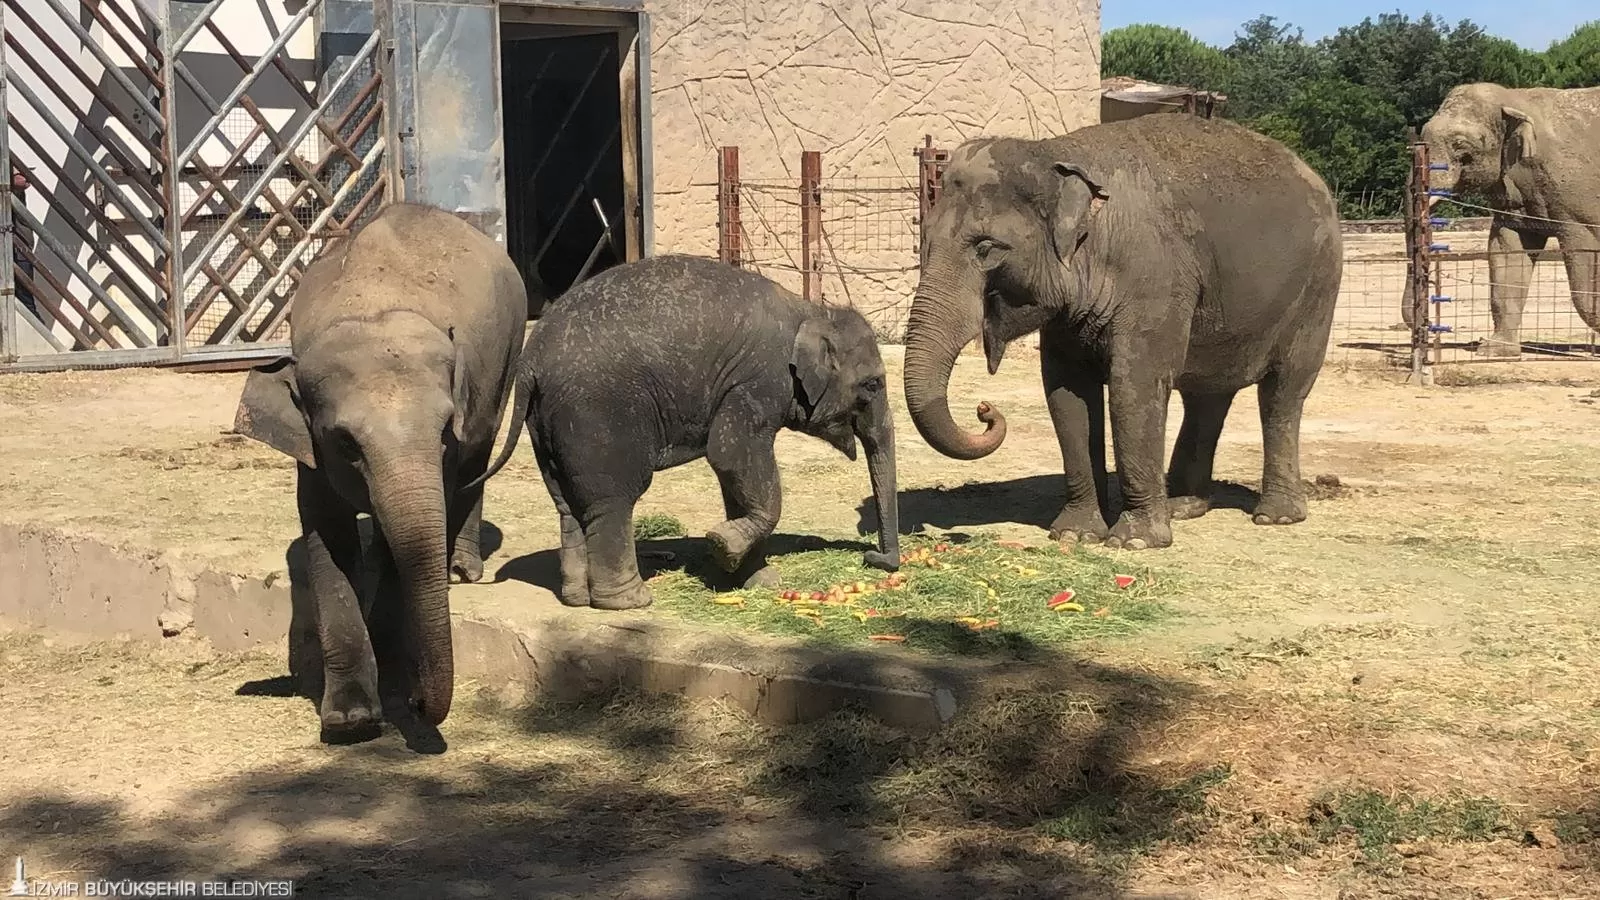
[853,473,1262,536]
[0,628,1215,898]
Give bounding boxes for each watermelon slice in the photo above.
[1047,590,1077,609]
[1114,574,1137,589]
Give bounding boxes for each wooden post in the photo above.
[618,31,642,262]
[717,146,741,267]
[800,149,821,302]
[1406,132,1434,384]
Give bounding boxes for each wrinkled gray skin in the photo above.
[472,254,900,609]
[903,114,1342,550]
[233,203,527,739]
[1401,83,1600,356]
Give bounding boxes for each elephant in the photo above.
[469,254,900,610]
[1401,83,1600,356]
[902,114,1342,551]
[233,202,528,739]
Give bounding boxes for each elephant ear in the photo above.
[449,326,470,443]
[1501,106,1537,168]
[1049,162,1110,263]
[234,355,316,469]
[789,316,838,419]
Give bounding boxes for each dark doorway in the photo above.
[500,25,628,317]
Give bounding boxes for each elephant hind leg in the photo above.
[1166,390,1236,520]
[535,448,593,608]
[554,421,655,612]
[1252,368,1313,526]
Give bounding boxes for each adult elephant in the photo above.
[1400,83,1600,356]
[234,202,527,741]
[903,114,1342,551]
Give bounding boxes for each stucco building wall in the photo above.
[642,0,1103,331]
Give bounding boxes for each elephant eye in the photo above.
[973,239,996,259]
[859,375,884,394]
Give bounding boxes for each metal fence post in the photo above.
[158,0,185,356]
[915,135,948,261]
[0,1,14,363]
[1406,137,1435,384]
[800,149,820,302]
[717,145,740,267]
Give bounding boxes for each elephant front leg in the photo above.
[297,466,383,740]
[706,420,782,588]
[1104,361,1174,551]
[1479,225,1548,357]
[1166,390,1236,521]
[1040,333,1110,544]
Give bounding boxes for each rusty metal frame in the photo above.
[800,149,820,302]
[717,145,740,267]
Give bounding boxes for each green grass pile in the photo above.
[645,533,1174,656]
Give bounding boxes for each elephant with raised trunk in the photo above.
[470,254,900,610]
[903,114,1342,551]
[234,202,527,741]
[1401,83,1600,357]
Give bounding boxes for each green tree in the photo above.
[1252,77,1411,218]
[1544,22,1600,87]
[1220,16,1328,121]
[1101,24,1232,90]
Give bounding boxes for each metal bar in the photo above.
[7,145,167,323]
[160,0,183,354]
[530,125,619,273]
[2,344,259,373]
[82,0,165,87]
[1407,136,1432,382]
[717,145,740,266]
[3,34,164,198]
[167,0,232,56]
[214,135,386,345]
[800,150,821,303]
[11,267,100,350]
[13,243,125,350]
[13,295,70,354]
[573,197,614,285]
[16,0,164,120]
[12,202,156,347]
[4,70,168,251]
[181,30,381,288]
[617,29,640,261]
[174,0,321,169]
[0,0,12,361]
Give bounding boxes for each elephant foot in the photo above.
[1048,505,1110,545]
[1475,337,1523,358]
[1168,495,1212,521]
[706,522,757,574]
[742,565,781,589]
[1103,511,1173,551]
[320,675,384,744]
[590,578,654,611]
[556,588,592,608]
[862,549,900,573]
[1252,491,1307,526]
[449,547,485,584]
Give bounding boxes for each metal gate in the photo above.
[0,0,387,371]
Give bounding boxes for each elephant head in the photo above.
[1421,83,1540,208]
[788,307,901,570]
[235,312,471,725]
[904,139,1109,460]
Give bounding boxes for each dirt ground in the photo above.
[4,345,1600,898]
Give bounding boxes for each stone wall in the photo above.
[643,0,1102,336]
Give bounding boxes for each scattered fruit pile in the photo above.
[697,537,1146,646]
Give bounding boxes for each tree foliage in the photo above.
[1101,16,1600,218]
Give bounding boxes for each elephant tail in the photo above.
[461,362,534,494]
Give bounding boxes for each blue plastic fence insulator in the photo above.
[1430,295,1452,303]
[1428,324,1453,333]
[1429,217,1450,227]
[1429,243,1450,252]
[1429,163,1450,171]
[1427,188,1454,197]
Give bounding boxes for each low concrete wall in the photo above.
[0,523,981,731]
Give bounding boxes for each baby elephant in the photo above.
[234,202,527,739]
[472,254,900,610]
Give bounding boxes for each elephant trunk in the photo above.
[368,454,454,726]
[902,255,1007,460]
[858,399,900,566]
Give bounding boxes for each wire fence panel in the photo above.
[816,176,920,340]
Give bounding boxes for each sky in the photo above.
[1102,1,1595,51]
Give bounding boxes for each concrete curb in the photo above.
[1,523,987,730]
